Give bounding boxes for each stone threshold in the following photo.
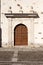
[0,46,43,51]
[0,61,43,63]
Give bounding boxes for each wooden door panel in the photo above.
[14,24,28,46]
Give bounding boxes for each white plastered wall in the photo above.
[1,0,43,47]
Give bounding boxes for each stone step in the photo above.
[0,49,43,61]
[0,48,43,65]
[13,54,18,58]
[0,51,18,61]
[0,61,43,65]
[0,51,14,61]
[12,58,18,62]
[18,51,43,61]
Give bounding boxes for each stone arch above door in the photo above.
[14,23,28,46]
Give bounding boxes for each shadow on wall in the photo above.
[0,28,2,47]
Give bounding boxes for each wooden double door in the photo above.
[14,24,28,46]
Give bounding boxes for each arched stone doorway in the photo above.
[14,24,28,46]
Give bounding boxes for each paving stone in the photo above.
[0,51,14,61]
[18,51,43,61]
[0,48,43,65]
